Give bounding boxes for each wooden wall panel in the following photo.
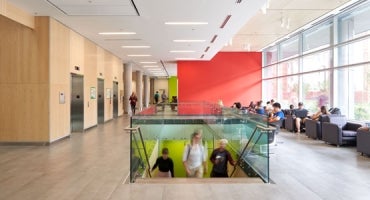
[0,16,49,142]
[83,39,98,129]
[49,18,71,142]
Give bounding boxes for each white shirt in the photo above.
[182,144,207,169]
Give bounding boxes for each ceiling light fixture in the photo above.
[165,22,208,25]
[210,35,218,43]
[236,0,242,3]
[173,39,206,43]
[170,50,196,53]
[122,46,151,48]
[127,54,151,57]
[204,46,210,52]
[220,15,232,29]
[99,32,136,35]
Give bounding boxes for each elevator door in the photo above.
[71,75,84,132]
[98,79,105,124]
[113,81,118,118]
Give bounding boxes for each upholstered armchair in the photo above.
[357,129,370,156]
[322,115,362,146]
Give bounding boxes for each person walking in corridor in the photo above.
[210,139,236,177]
[129,92,138,115]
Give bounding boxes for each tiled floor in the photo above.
[0,116,370,200]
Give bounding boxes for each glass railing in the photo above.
[129,103,273,183]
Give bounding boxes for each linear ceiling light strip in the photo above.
[130,0,141,16]
[220,15,232,29]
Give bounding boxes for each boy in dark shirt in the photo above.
[152,148,174,178]
[210,139,236,177]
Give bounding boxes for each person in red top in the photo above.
[129,92,138,115]
[210,139,236,177]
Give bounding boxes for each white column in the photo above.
[136,71,143,111]
[143,75,150,107]
[124,63,132,114]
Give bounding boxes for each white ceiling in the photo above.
[222,0,352,52]
[7,0,353,77]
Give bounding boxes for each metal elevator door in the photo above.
[71,75,84,132]
[113,81,118,118]
[97,79,105,124]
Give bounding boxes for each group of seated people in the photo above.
[233,99,341,134]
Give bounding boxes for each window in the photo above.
[334,65,370,120]
[302,71,330,112]
[277,76,299,108]
[302,50,331,72]
[264,46,278,65]
[339,4,370,43]
[280,35,299,60]
[337,37,370,67]
[263,65,277,79]
[278,59,299,76]
[262,1,370,121]
[303,22,332,53]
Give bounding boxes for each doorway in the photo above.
[98,79,104,124]
[113,81,119,118]
[71,74,84,132]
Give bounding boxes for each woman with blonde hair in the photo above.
[182,129,207,178]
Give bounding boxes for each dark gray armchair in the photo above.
[284,114,295,132]
[357,129,370,156]
[305,115,330,140]
[321,116,362,146]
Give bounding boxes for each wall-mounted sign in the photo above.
[106,88,111,99]
[90,87,96,99]
[59,92,65,104]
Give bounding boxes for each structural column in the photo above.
[143,75,150,108]
[136,71,143,111]
[124,63,133,114]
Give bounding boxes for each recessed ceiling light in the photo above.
[127,54,152,57]
[122,46,151,48]
[170,50,196,53]
[165,22,208,25]
[99,32,136,35]
[140,61,157,64]
[173,39,206,43]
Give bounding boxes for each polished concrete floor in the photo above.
[0,116,370,200]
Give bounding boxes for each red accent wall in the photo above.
[177,52,262,107]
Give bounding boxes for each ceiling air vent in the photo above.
[210,35,218,43]
[220,15,232,29]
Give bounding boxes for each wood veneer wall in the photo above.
[0,16,50,142]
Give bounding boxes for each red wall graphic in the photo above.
[177,52,262,107]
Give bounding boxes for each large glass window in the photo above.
[278,59,299,76]
[262,1,370,121]
[334,65,370,120]
[280,35,299,60]
[337,37,370,66]
[303,22,332,53]
[264,46,278,65]
[302,71,330,112]
[262,79,278,102]
[302,50,331,72]
[339,3,370,43]
[263,65,277,79]
[277,76,299,108]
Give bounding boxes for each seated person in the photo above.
[255,101,265,115]
[232,102,242,109]
[294,102,309,133]
[358,127,370,131]
[311,105,330,120]
[268,102,285,133]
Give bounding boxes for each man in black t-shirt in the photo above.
[210,139,236,177]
